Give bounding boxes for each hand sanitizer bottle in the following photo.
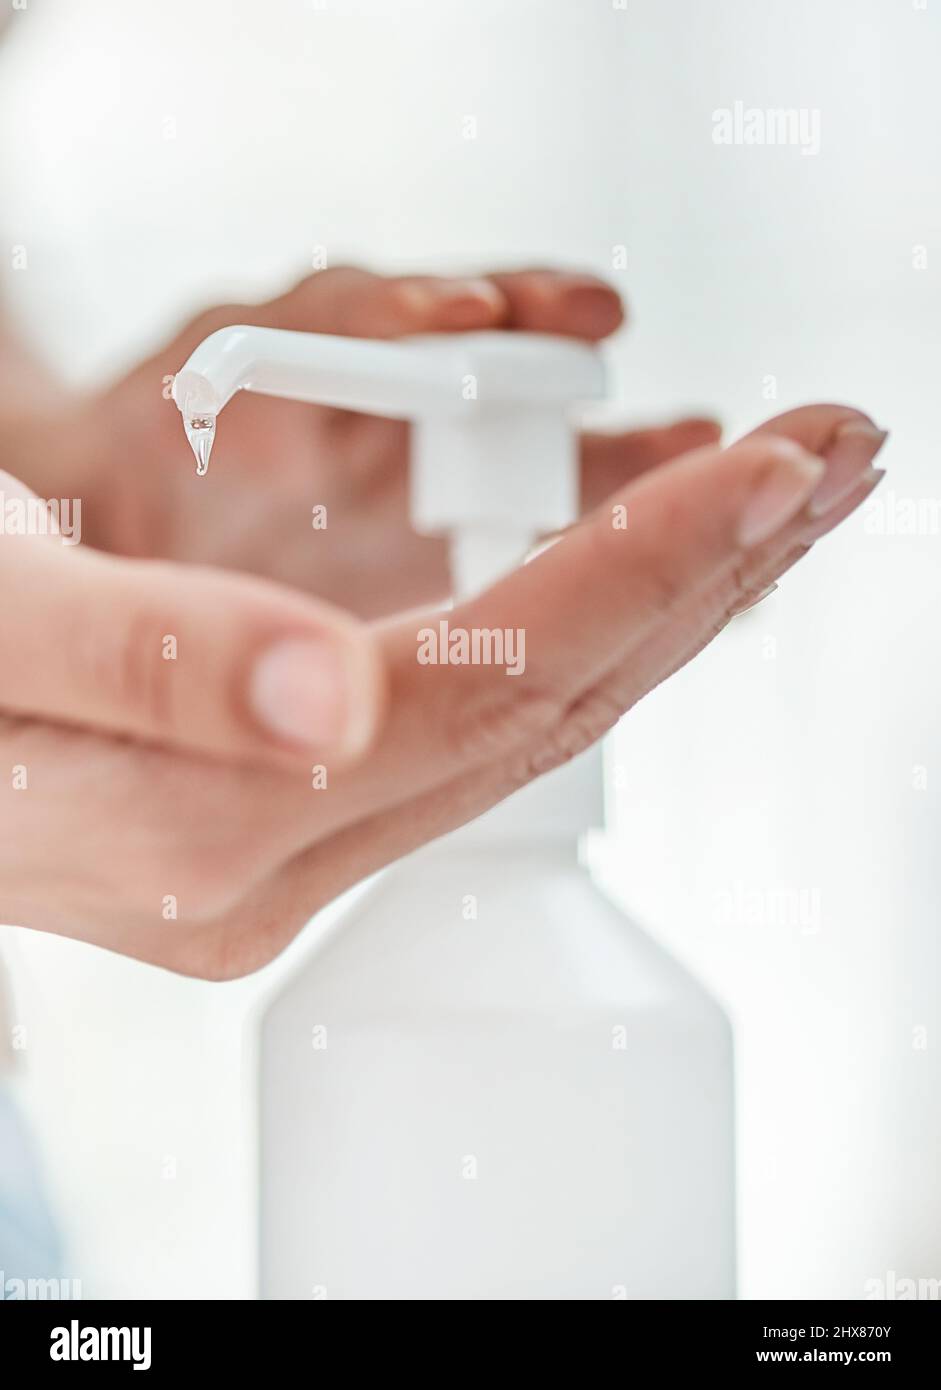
[173,327,736,1300]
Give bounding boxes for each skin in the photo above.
[0,267,887,980]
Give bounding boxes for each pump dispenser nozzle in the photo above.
[172,326,604,596]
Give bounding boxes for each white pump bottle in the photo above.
[173,326,735,1300]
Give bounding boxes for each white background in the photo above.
[0,0,938,1298]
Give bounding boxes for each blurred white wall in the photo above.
[0,0,938,1298]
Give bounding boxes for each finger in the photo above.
[737,404,888,519]
[564,464,888,727]
[182,267,506,350]
[369,421,885,799]
[0,519,385,767]
[451,435,823,697]
[580,417,722,508]
[731,465,886,613]
[486,269,625,340]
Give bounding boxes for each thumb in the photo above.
[0,479,384,766]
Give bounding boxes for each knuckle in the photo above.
[108,607,179,736]
[191,302,246,337]
[727,553,753,600]
[290,266,366,322]
[449,682,564,766]
[599,510,689,619]
[513,689,623,784]
[62,592,178,743]
[380,278,424,323]
[639,564,688,619]
[699,553,761,629]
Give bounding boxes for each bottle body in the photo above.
[258,840,734,1300]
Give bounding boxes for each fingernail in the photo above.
[733,581,778,616]
[808,421,889,518]
[801,466,886,543]
[560,283,624,337]
[435,278,504,327]
[249,636,350,751]
[737,440,826,548]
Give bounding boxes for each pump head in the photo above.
[172,326,605,595]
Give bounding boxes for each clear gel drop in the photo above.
[184,415,216,476]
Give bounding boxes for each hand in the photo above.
[0,405,886,978]
[10,266,720,616]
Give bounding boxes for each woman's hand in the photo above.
[0,403,886,979]
[7,266,720,616]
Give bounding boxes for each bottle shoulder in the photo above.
[262,848,730,1033]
